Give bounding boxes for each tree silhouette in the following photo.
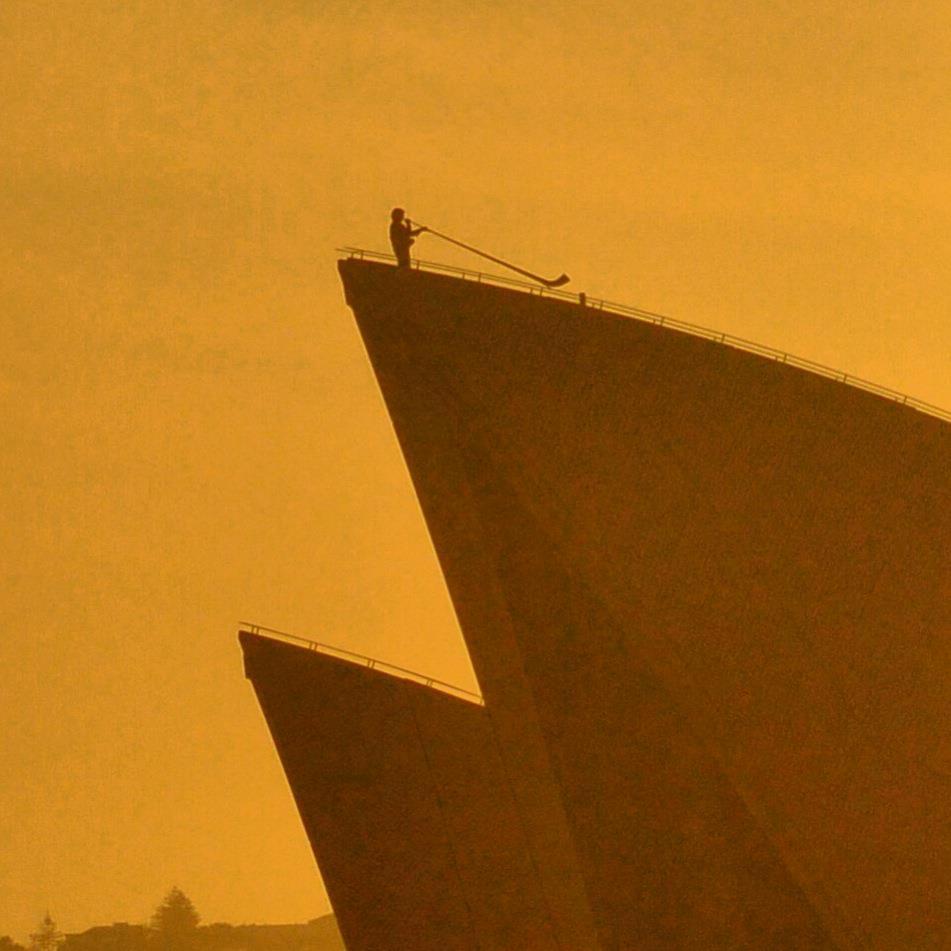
[29,916,62,951]
[149,890,199,951]
[1,937,27,951]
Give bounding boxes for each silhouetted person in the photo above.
[389,208,427,268]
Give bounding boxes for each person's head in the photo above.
[391,207,405,222]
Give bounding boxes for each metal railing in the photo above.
[240,622,484,705]
[338,247,951,425]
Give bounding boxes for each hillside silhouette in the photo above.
[5,897,343,951]
[58,920,343,951]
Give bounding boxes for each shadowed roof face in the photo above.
[339,258,951,949]
[239,631,570,951]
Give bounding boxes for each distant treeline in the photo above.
[62,919,343,951]
[3,890,343,951]
[59,920,344,951]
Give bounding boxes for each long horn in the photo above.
[423,227,570,288]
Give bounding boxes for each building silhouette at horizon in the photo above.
[242,255,950,950]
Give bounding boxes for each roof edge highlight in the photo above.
[238,623,484,705]
[337,250,950,425]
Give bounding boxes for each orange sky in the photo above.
[2,0,949,941]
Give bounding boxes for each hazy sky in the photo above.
[2,0,949,941]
